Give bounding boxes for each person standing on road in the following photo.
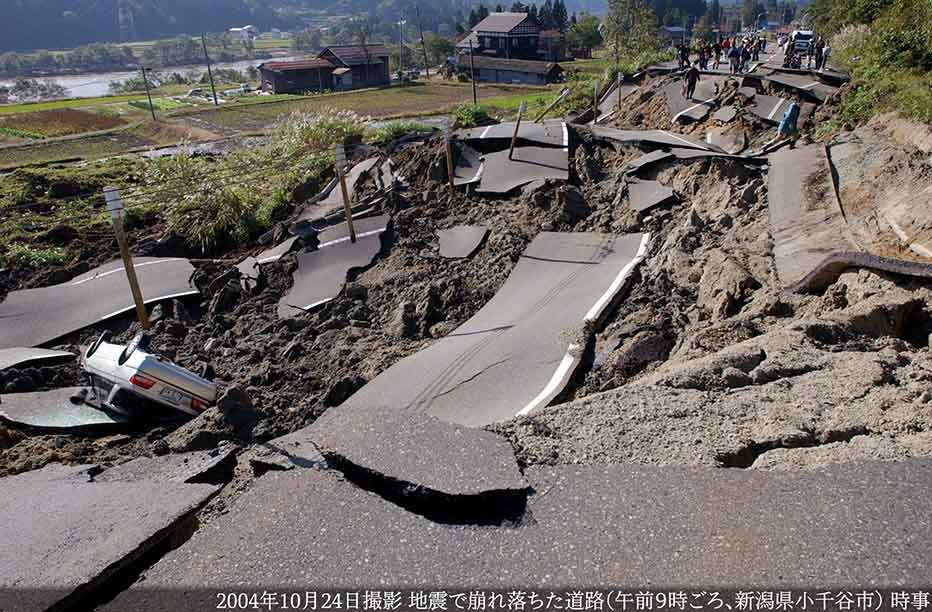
[712,41,722,70]
[678,43,690,71]
[815,39,825,71]
[728,44,742,74]
[821,42,832,71]
[684,63,701,100]
[741,44,752,72]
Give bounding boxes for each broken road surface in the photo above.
[0,258,198,349]
[339,232,649,426]
[101,459,932,609]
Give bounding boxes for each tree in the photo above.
[510,1,527,11]
[567,12,602,54]
[605,0,660,58]
[741,0,767,30]
[495,4,504,12]
[424,32,456,64]
[552,0,569,31]
[539,0,554,29]
[349,16,378,82]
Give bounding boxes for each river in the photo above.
[0,56,303,100]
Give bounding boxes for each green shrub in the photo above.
[272,109,368,154]
[451,103,490,128]
[0,126,43,139]
[2,244,66,268]
[366,120,433,144]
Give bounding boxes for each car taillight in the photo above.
[130,374,157,389]
[191,398,207,412]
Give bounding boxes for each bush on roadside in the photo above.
[1,244,66,268]
[366,121,433,144]
[451,103,490,128]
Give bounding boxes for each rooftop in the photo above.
[472,12,531,34]
[461,54,562,75]
[260,57,334,72]
[321,44,391,66]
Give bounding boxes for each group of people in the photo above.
[779,34,832,71]
[676,35,768,76]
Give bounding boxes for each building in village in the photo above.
[258,44,390,94]
[455,12,564,84]
[229,25,258,41]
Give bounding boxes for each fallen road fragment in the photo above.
[438,225,489,259]
[341,231,650,426]
[457,120,568,148]
[627,179,677,213]
[0,258,198,349]
[0,347,74,371]
[475,146,569,194]
[0,387,129,431]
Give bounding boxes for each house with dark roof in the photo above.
[318,44,391,90]
[460,55,563,85]
[259,57,335,94]
[455,12,564,84]
[258,44,391,94]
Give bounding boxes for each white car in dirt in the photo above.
[82,331,217,418]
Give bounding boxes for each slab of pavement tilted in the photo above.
[277,215,389,318]
[0,463,217,612]
[663,76,725,124]
[279,232,649,505]
[457,119,568,148]
[438,225,488,259]
[0,387,129,430]
[475,146,570,194]
[0,347,73,371]
[101,459,932,608]
[0,258,198,349]
[769,144,932,292]
[588,125,714,151]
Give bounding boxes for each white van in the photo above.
[792,30,814,53]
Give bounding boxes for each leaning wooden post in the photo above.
[533,87,570,123]
[616,72,623,115]
[444,128,456,192]
[103,186,150,329]
[593,80,600,116]
[508,101,526,161]
[334,144,357,244]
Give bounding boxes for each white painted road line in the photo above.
[479,125,494,139]
[517,232,652,418]
[662,130,710,151]
[767,98,787,120]
[317,227,386,249]
[672,95,717,124]
[70,258,187,286]
[562,122,569,148]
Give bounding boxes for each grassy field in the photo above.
[179,82,551,132]
[0,81,553,168]
[0,108,129,138]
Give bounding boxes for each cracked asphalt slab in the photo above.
[0,347,74,371]
[0,257,198,349]
[99,459,932,608]
[475,147,570,194]
[0,467,216,612]
[308,404,527,505]
[277,226,386,318]
[457,120,568,148]
[0,387,129,430]
[339,232,649,427]
[587,125,714,151]
[438,225,488,259]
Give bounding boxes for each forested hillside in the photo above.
[0,0,280,52]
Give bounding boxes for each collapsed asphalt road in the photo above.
[4,50,932,608]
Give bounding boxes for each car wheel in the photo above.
[85,331,111,359]
[118,331,148,366]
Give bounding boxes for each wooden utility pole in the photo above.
[141,67,156,122]
[616,72,623,115]
[468,39,478,105]
[533,87,570,123]
[444,129,456,192]
[417,6,430,80]
[202,34,219,106]
[334,144,358,244]
[508,101,525,160]
[593,80,600,115]
[103,187,150,330]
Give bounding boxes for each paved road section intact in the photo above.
[101,459,932,605]
[342,232,649,426]
[588,125,713,151]
[627,179,676,213]
[457,120,568,148]
[438,225,488,258]
[277,227,386,318]
[0,387,129,430]
[309,404,527,502]
[0,347,73,371]
[0,257,197,349]
[475,147,569,194]
[0,467,215,612]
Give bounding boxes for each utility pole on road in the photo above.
[468,39,478,105]
[202,34,219,106]
[103,187,150,330]
[417,6,430,80]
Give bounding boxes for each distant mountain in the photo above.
[0,0,281,53]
